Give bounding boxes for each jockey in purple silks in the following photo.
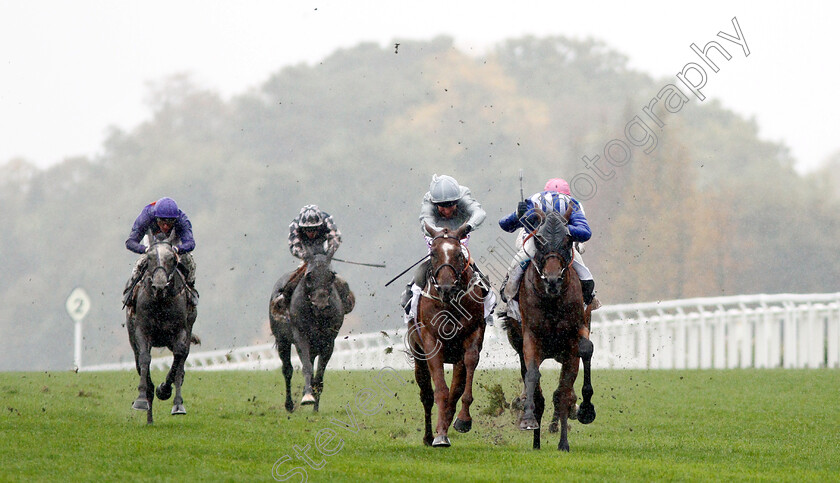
[123,197,198,307]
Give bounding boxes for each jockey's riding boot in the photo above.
[186,281,199,307]
[499,275,509,303]
[400,284,412,314]
[122,280,134,308]
[495,302,508,319]
[122,265,144,308]
[581,279,598,308]
[503,264,525,303]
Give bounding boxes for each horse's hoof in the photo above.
[577,402,596,424]
[156,383,172,401]
[423,435,434,447]
[558,440,570,452]
[519,417,539,431]
[548,421,559,433]
[132,398,150,411]
[453,418,472,433]
[285,401,295,413]
[171,404,186,415]
[568,404,579,421]
[432,435,451,447]
[300,393,316,405]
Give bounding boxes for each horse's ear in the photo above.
[424,222,441,238]
[453,223,469,240]
[562,203,573,224]
[533,205,546,223]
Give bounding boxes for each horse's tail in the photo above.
[190,334,202,345]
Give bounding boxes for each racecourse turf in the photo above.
[1,368,837,482]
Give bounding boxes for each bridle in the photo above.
[427,232,470,296]
[533,249,573,283]
[146,241,182,293]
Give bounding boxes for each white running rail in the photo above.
[83,292,840,372]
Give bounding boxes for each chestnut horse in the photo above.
[503,205,595,451]
[406,223,487,447]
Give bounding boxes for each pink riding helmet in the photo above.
[544,178,571,195]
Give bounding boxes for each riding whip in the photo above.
[332,257,386,268]
[384,254,430,287]
[519,168,524,202]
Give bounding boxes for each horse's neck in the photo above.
[145,228,180,246]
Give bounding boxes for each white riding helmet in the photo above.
[429,174,461,204]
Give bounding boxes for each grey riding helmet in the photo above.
[429,174,460,204]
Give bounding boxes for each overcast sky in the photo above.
[1,0,836,173]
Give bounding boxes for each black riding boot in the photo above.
[400,283,412,314]
[581,280,595,306]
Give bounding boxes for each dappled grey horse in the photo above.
[126,232,199,424]
[269,254,353,412]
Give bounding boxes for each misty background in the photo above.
[3,18,840,371]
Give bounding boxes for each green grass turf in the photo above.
[1,368,838,482]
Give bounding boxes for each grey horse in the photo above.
[269,254,353,412]
[126,233,199,424]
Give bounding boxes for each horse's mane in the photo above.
[537,211,569,251]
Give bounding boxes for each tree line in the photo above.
[1,35,838,370]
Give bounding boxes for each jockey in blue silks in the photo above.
[497,179,598,320]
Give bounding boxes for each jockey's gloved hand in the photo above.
[173,246,179,254]
[462,224,472,235]
[516,201,528,219]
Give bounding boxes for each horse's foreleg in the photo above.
[555,353,581,452]
[168,332,189,415]
[577,337,596,425]
[424,341,451,447]
[312,343,334,412]
[519,330,542,432]
[278,340,295,412]
[131,329,153,423]
[293,337,316,406]
[533,381,546,450]
[414,359,434,446]
[454,340,481,434]
[447,361,466,431]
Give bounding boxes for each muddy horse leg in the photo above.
[414,357,435,446]
[277,339,295,412]
[454,336,481,434]
[293,333,316,406]
[519,329,543,433]
[556,352,581,452]
[447,361,467,432]
[131,327,154,424]
[576,337,596,425]
[424,342,451,447]
[159,330,190,415]
[312,341,335,412]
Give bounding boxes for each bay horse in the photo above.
[406,223,487,447]
[503,204,595,451]
[269,254,353,412]
[126,233,199,424]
